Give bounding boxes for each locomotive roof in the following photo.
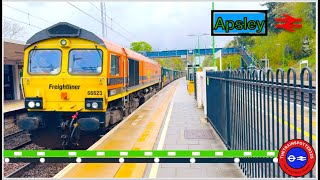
[103,40,159,65]
[25,22,159,65]
[25,22,106,49]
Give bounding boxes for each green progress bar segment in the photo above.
[3,150,278,158]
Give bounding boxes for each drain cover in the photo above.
[184,129,214,139]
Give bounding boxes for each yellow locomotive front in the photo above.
[17,22,110,149]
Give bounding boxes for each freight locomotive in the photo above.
[17,22,184,149]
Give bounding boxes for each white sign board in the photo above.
[300,60,308,72]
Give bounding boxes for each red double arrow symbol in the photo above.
[275,14,302,32]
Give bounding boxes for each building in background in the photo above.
[3,38,25,101]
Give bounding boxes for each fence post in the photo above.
[225,71,231,147]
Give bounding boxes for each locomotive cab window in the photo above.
[110,54,120,75]
[28,49,62,74]
[69,49,103,74]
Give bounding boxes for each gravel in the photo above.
[20,163,68,178]
[3,163,29,177]
[4,123,21,135]
[4,133,31,150]
[4,143,45,177]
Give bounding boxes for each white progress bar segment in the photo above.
[68,152,77,156]
[120,152,128,156]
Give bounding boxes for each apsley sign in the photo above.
[211,10,268,36]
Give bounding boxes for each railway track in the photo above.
[278,90,316,110]
[3,109,123,178]
[236,83,316,109]
[5,129,26,139]
[6,163,37,178]
[4,130,32,150]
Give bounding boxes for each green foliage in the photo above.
[154,57,185,71]
[250,2,316,71]
[202,54,242,70]
[262,2,285,34]
[234,36,255,47]
[225,2,316,71]
[130,41,152,52]
[202,56,216,67]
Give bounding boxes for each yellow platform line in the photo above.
[54,80,179,178]
[277,118,316,140]
[276,110,316,128]
[114,81,179,178]
[251,104,316,141]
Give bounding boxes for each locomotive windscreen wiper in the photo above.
[95,45,103,62]
[29,46,37,71]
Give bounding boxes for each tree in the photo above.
[262,2,284,34]
[3,19,25,39]
[130,41,152,52]
[154,57,185,71]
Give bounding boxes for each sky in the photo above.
[3,1,268,51]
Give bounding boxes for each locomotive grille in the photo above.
[47,24,80,37]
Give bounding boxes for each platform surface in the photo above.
[3,100,24,113]
[55,78,244,178]
[144,78,244,178]
[55,80,179,178]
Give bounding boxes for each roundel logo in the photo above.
[278,139,316,177]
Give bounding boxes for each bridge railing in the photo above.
[206,67,316,178]
[240,46,265,70]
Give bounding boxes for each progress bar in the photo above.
[4,157,278,163]
[3,150,278,158]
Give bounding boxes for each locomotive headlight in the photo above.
[60,39,67,46]
[25,98,43,109]
[59,39,70,47]
[85,98,103,110]
[28,101,35,108]
[92,102,98,109]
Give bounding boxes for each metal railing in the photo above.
[239,46,265,70]
[206,67,316,178]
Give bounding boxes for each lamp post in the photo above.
[187,33,210,67]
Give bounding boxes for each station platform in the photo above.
[54,78,244,178]
[3,100,24,113]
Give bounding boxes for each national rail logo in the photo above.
[211,10,268,36]
[278,139,316,177]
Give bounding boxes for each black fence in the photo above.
[206,67,316,178]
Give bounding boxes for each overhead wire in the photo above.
[68,2,132,43]
[3,16,43,30]
[4,2,134,43]
[3,4,54,24]
[88,2,135,39]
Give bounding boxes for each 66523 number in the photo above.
[87,91,102,95]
